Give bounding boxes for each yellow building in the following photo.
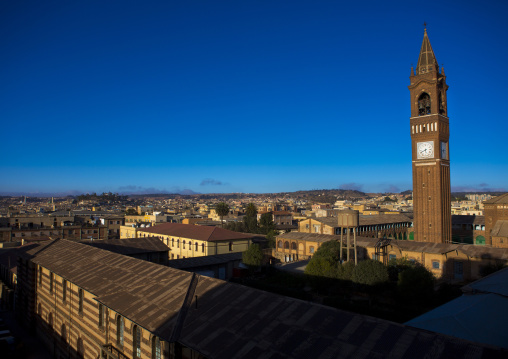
[136,223,253,260]
[274,232,508,281]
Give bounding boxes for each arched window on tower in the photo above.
[418,93,431,116]
[439,91,445,115]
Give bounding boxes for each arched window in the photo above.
[277,240,283,248]
[77,337,84,359]
[117,316,124,346]
[195,242,198,251]
[284,241,289,249]
[177,239,180,248]
[439,92,445,115]
[61,324,67,343]
[201,243,205,253]
[291,242,297,250]
[48,312,53,331]
[418,93,431,115]
[183,240,186,249]
[152,336,161,359]
[172,238,174,246]
[229,242,233,251]
[133,325,141,358]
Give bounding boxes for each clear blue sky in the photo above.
[1,0,507,195]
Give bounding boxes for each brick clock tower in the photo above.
[409,28,451,243]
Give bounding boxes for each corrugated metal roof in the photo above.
[80,237,170,255]
[483,193,508,204]
[19,239,505,358]
[138,223,254,242]
[167,252,242,269]
[491,220,508,238]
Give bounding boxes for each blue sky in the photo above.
[1,0,507,195]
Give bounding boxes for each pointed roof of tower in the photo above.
[416,28,438,75]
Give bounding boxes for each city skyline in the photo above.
[2,1,507,195]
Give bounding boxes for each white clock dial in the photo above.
[417,141,434,159]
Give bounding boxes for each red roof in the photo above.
[137,223,253,242]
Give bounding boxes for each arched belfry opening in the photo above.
[418,92,431,115]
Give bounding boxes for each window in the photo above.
[39,266,43,285]
[117,316,124,346]
[77,338,84,359]
[98,304,105,329]
[309,246,315,254]
[201,243,205,253]
[278,240,283,248]
[78,288,84,314]
[133,325,141,358]
[229,242,233,251]
[432,261,440,269]
[183,240,186,249]
[291,242,297,250]
[152,336,161,359]
[61,324,67,343]
[195,242,198,251]
[284,241,289,249]
[177,239,180,248]
[49,272,54,294]
[62,279,67,302]
[172,238,174,246]
[418,93,431,115]
[389,254,396,261]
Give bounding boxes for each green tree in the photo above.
[351,259,389,286]
[245,203,257,218]
[304,240,342,277]
[242,244,264,268]
[337,261,355,281]
[397,265,435,302]
[125,208,138,215]
[215,202,230,228]
[259,212,275,234]
[243,203,258,233]
[265,230,277,248]
[305,256,338,277]
[387,257,417,282]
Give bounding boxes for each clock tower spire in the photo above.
[409,28,451,244]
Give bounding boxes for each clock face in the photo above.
[417,141,434,159]
[440,141,448,160]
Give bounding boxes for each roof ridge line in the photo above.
[169,272,199,343]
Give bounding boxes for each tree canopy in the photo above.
[215,202,230,228]
[242,244,264,268]
[351,259,389,286]
[259,212,275,234]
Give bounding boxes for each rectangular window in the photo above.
[62,279,67,302]
[432,261,440,269]
[49,272,54,294]
[78,288,84,314]
[98,303,105,328]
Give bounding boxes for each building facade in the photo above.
[409,28,452,244]
[135,223,253,260]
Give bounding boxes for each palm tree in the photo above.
[215,202,230,228]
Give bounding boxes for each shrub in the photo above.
[352,260,389,286]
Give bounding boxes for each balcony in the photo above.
[100,344,130,359]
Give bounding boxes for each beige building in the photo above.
[136,223,253,260]
[274,232,508,281]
